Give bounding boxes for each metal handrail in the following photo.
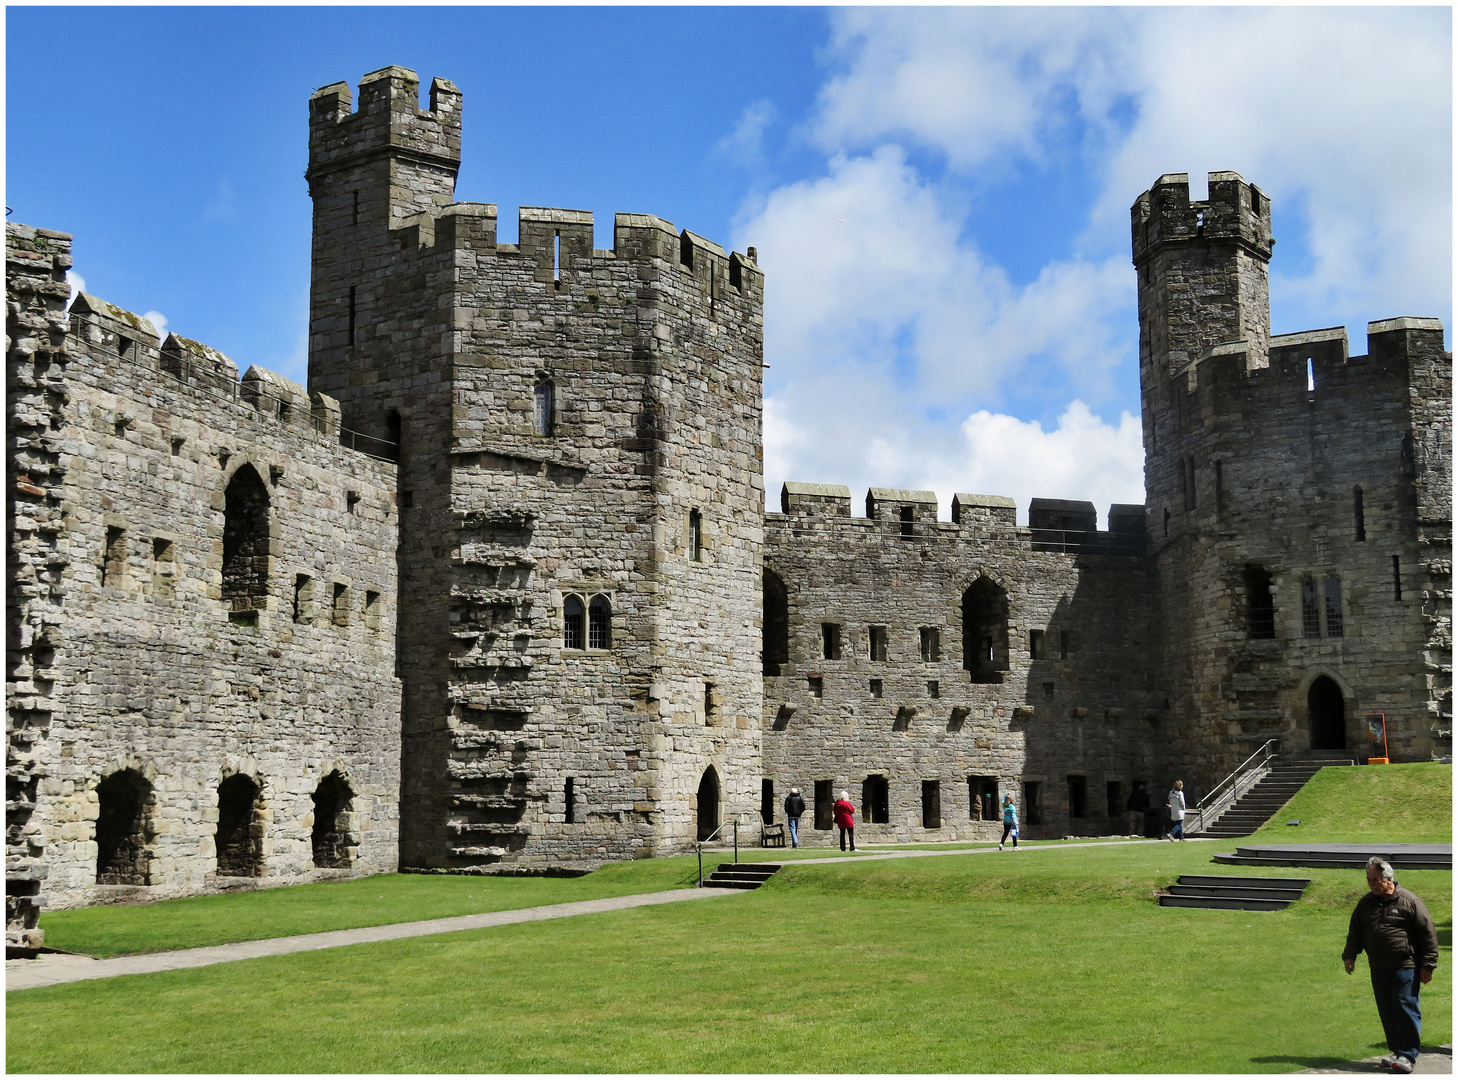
[694,816,746,887]
[1189,739,1280,834]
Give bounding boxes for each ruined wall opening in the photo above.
[101,526,126,588]
[921,780,941,829]
[814,780,833,830]
[1308,676,1347,750]
[311,771,354,869]
[95,770,152,885]
[970,776,999,821]
[696,767,720,841]
[760,779,774,824]
[868,626,888,662]
[821,623,842,660]
[862,775,889,824]
[920,627,940,662]
[215,773,264,877]
[222,465,270,615]
[1105,780,1123,819]
[762,570,789,676]
[1067,775,1087,819]
[1243,565,1276,639]
[962,578,1009,683]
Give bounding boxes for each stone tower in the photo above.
[306,67,766,870]
[1133,172,1452,788]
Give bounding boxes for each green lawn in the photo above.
[10,760,1451,1072]
[1247,762,1452,843]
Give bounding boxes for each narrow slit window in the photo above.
[151,538,175,598]
[1301,577,1321,638]
[688,510,702,562]
[1353,486,1366,541]
[1306,357,1315,393]
[347,286,357,347]
[679,231,693,270]
[565,777,577,824]
[533,379,554,436]
[1323,576,1344,638]
[553,229,561,289]
[364,590,382,631]
[1392,555,1403,601]
[927,680,939,699]
[921,780,941,829]
[1067,775,1088,819]
[351,191,360,225]
[1243,565,1275,639]
[703,681,718,724]
[1059,631,1070,661]
[1214,459,1224,511]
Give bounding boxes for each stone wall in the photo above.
[6,223,401,939]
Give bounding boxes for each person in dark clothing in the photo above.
[1125,781,1151,837]
[783,787,806,848]
[1342,857,1439,1074]
[832,790,856,851]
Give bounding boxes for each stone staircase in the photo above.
[702,863,782,890]
[1159,873,1311,911]
[1190,752,1357,839]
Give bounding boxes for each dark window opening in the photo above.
[347,286,357,346]
[589,595,612,649]
[116,335,132,359]
[761,779,774,825]
[1214,459,1224,512]
[563,595,585,650]
[1308,675,1346,750]
[1324,576,1343,638]
[350,191,359,225]
[869,626,889,662]
[293,575,313,624]
[171,436,185,456]
[814,780,833,830]
[807,676,823,698]
[863,775,889,824]
[101,526,126,588]
[1022,781,1043,826]
[688,510,702,561]
[1029,629,1046,659]
[696,767,720,841]
[95,770,152,885]
[869,679,883,699]
[222,465,270,613]
[679,231,694,270]
[763,570,789,676]
[216,774,264,877]
[347,491,360,515]
[1067,775,1087,819]
[1163,508,1170,537]
[927,680,939,699]
[386,410,402,464]
[364,590,382,631]
[1243,565,1275,639]
[1105,780,1123,819]
[970,777,999,821]
[1393,555,1403,601]
[1301,577,1321,638]
[1353,486,1365,541]
[729,252,743,291]
[703,680,718,724]
[151,538,175,598]
[963,578,1009,683]
[1182,455,1197,511]
[332,583,349,627]
[899,505,914,538]
[1042,681,1056,700]
[533,380,554,437]
[822,623,842,660]
[1059,631,1071,661]
[920,627,940,662]
[565,777,577,824]
[921,780,941,829]
[311,771,354,869]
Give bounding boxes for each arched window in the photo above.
[962,577,1009,683]
[588,595,612,649]
[311,771,354,869]
[563,595,585,650]
[533,379,554,436]
[1324,576,1344,638]
[696,766,720,841]
[215,774,264,877]
[222,465,270,615]
[763,569,789,676]
[95,770,152,885]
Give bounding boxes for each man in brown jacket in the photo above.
[1342,857,1439,1074]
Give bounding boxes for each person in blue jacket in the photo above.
[999,793,1019,850]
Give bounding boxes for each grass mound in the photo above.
[1247,761,1451,844]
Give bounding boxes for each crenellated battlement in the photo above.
[306,66,461,179]
[1131,170,1273,268]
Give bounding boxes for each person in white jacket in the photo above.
[1165,780,1187,841]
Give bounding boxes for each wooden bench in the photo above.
[761,823,787,848]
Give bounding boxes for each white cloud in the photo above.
[715,100,777,167]
[142,310,169,343]
[64,270,86,309]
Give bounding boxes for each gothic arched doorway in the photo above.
[1308,676,1347,750]
[696,767,720,841]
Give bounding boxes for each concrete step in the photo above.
[1168,884,1306,901]
[1180,874,1311,889]
[1159,894,1293,911]
[703,863,782,890]
[1160,873,1310,910]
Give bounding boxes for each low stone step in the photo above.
[703,863,782,890]
[1180,874,1311,889]
[1168,884,1305,901]
[1159,894,1293,911]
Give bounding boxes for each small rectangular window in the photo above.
[565,777,576,824]
[1324,576,1344,638]
[927,681,939,699]
[970,777,998,821]
[365,590,382,631]
[807,676,823,699]
[293,575,313,624]
[1214,459,1224,512]
[1243,565,1275,639]
[1042,681,1056,700]
[1022,781,1043,826]
[101,526,126,587]
[921,780,941,829]
[869,626,888,662]
[1105,780,1123,819]
[351,190,360,225]
[151,538,175,598]
[1067,775,1087,819]
[688,510,702,562]
[1301,577,1321,638]
[347,491,361,515]
[761,779,774,825]
[703,681,719,725]
[822,623,842,660]
[1029,630,1046,659]
[1059,631,1070,660]
[919,627,940,662]
[332,583,349,627]
[899,505,915,539]
[869,679,883,699]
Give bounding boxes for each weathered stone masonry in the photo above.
[6,69,1450,945]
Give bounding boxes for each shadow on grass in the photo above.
[1249,1058,1382,1073]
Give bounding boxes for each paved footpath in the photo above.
[4,837,1185,992]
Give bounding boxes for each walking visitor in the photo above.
[783,787,805,848]
[1165,780,1186,841]
[999,793,1018,850]
[832,790,856,851]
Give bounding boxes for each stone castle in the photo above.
[7,67,1450,947]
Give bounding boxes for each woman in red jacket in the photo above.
[833,790,856,852]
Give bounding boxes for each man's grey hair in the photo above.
[1366,856,1395,881]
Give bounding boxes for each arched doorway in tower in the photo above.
[696,767,720,841]
[1308,676,1347,750]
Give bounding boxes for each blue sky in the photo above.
[8,7,1451,519]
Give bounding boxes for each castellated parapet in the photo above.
[6,73,1451,938]
[7,222,401,945]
